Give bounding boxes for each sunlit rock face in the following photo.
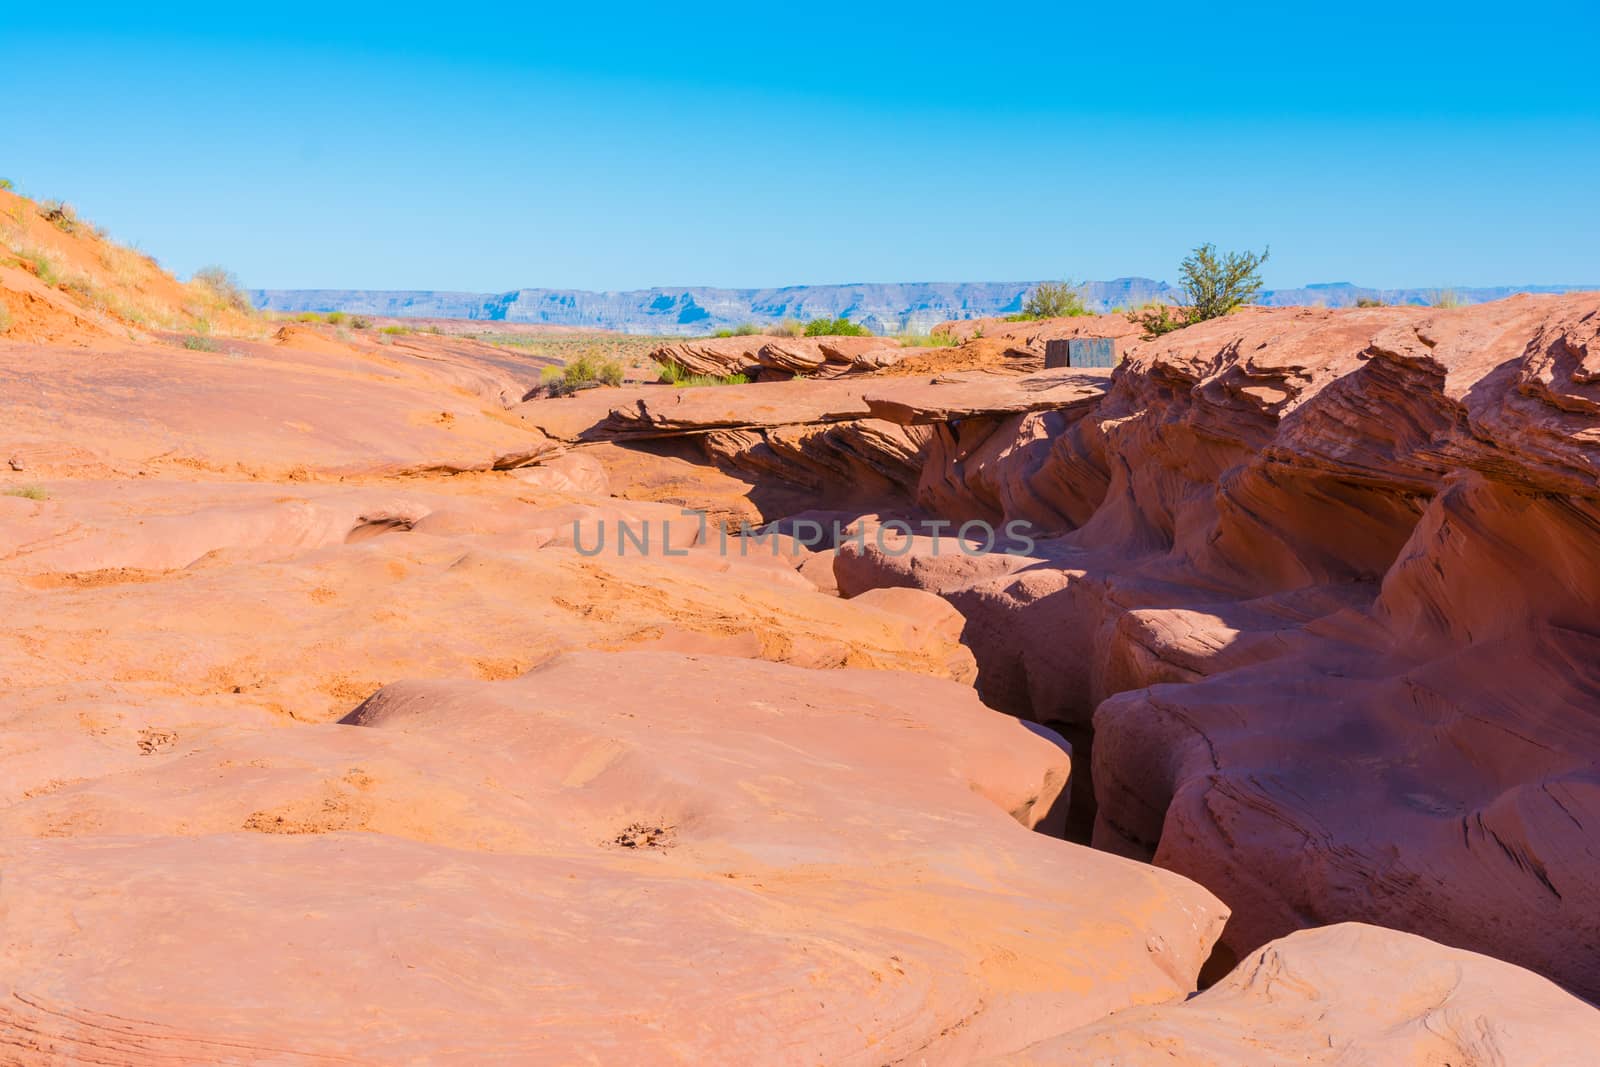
[835,296,1600,1001]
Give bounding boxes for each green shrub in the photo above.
[324,311,347,326]
[1130,302,1184,339]
[766,319,804,338]
[803,317,871,337]
[657,361,686,384]
[4,485,49,501]
[1010,281,1089,320]
[350,316,372,330]
[380,324,412,335]
[182,333,220,351]
[1180,243,1269,323]
[1354,297,1387,308]
[0,297,11,334]
[544,350,626,395]
[711,324,761,338]
[192,266,252,313]
[0,178,14,190]
[38,200,78,233]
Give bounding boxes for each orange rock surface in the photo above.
[3,207,1598,1062]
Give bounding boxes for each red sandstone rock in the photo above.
[836,295,1600,1001]
[987,923,1600,1066]
[0,652,1228,1064]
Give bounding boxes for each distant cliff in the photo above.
[252,279,1596,335]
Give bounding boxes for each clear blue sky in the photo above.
[4,2,1596,292]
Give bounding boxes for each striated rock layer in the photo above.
[835,295,1600,1000]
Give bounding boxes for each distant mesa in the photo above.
[252,278,1598,335]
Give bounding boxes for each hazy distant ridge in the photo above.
[252,279,1596,335]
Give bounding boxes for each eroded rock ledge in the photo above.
[831,295,1600,1001]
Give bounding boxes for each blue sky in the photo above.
[4,2,1596,292]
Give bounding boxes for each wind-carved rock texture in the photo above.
[986,923,1600,1065]
[839,296,1600,1000]
[0,652,1231,1064]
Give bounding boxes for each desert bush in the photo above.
[4,485,49,501]
[544,350,626,395]
[324,311,347,326]
[192,266,252,313]
[294,312,321,323]
[182,333,220,351]
[0,297,11,333]
[1355,297,1387,308]
[38,200,78,233]
[803,317,871,337]
[761,318,802,337]
[1012,281,1089,320]
[0,178,14,190]
[1432,289,1463,308]
[350,316,372,330]
[1130,301,1185,339]
[380,324,412,335]
[1180,243,1269,323]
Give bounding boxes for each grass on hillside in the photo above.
[38,200,79,234]
[4,485,49,501]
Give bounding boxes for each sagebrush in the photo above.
[1011,281,1088,320]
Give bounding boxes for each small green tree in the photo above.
[1017,280,1088,320]
[1179,243,1269,323]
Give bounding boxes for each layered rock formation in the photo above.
[830,295,1600,1001]
[649,334,907,380]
